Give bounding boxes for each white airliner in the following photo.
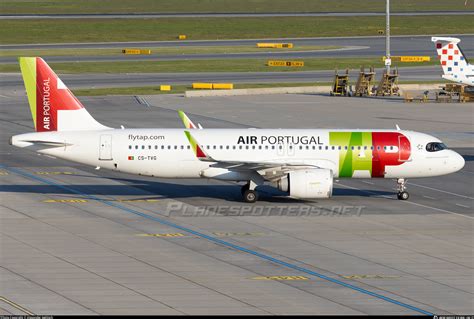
[431,36,474,86]
[10,57,465,202]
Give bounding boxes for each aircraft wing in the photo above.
[208,159,318,171]
[184,130,320,179]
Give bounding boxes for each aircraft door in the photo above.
[398,135,411,162]
[99,134,113,160]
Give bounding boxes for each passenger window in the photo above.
[129,145,132,149]
[135,145,138,149]
[142,145,145,150]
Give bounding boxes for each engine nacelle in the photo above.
[274,169,333,199]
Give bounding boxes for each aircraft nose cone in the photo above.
[452,152,465,172]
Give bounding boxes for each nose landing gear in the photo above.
[396,178,409,200]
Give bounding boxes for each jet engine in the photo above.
[273,169,333,199]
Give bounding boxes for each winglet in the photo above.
[184,130,214,161]
[178,110,197,129]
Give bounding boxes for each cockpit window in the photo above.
[426,142,448,152]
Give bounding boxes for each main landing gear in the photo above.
[396,178,409,200]
[241,181,259,203]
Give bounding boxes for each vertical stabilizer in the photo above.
[431,37,473,86]
[18,57,109,132]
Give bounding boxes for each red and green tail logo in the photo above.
[19,57,84,132]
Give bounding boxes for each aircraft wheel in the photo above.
[397,191,409,200]
[243,190,258,203]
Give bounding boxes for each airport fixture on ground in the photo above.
[330,69,351,96]
[436,84,474,103]
[160,85,171,91]
[192,83,233,90]
[267,60,304,67]
[354,66,376,97]
[404,90,429,103]
[383,56,431,63]
[122,49,151,55]
[376,68,400,96]
[193,83,213,89]
[257,43,293,48]
[178,35,187,40]
[212,83,234,89]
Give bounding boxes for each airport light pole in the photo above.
[385,0,391,73]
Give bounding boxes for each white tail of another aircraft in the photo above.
[431,37,474,86]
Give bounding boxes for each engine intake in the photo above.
[274,169,333,199]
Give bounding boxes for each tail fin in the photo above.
[431,37,472,85]
[19,57,109,132]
